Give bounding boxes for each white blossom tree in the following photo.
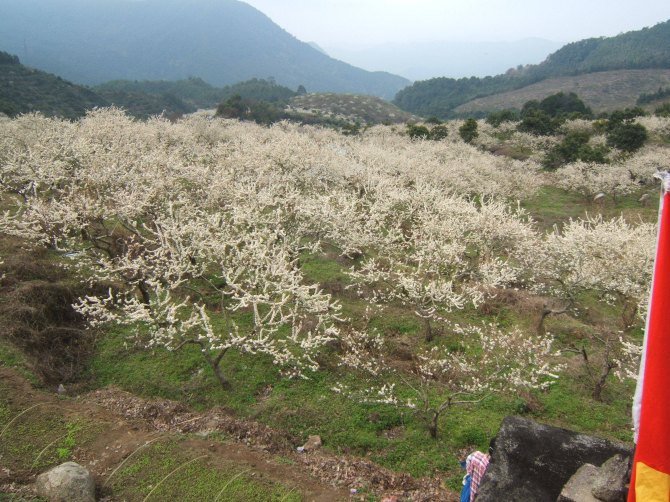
[336,322,563,438]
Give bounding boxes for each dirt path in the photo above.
[0,368,457,501]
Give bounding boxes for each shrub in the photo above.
[407,124,430,140]
[543,131,609,169]
[538,92,592,119]
[486,109,518,127]
[459,119,479,144]
[655,102,670,118]
[517,110,557,136]
[429,124,449,140]
[606,123,648,152]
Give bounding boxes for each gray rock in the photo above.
[35,462,95,502]
[592,454,630,502]
[301,435,322,452]
[558,463,600,502]
[476,416,632,502]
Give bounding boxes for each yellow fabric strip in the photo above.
[636,461,670,502]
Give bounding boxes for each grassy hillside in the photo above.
[0,51,108,119]
[454,69,670,115]
[394,20,670,118]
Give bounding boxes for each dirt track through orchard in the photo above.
[0,367,457,501]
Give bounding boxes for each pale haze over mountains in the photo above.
[323,39,565,81]
[245,0,670,79]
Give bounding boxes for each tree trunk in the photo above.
[424,317,434,343]
[592,362,614,402]
[537,304,568,335]
[210,359,231,390]
[206,347,231,390]
[138,281,151,306]
[428,410,439,439]
[176,341,231,390]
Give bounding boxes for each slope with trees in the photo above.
[394,20,670,118]
[0,51,108,119]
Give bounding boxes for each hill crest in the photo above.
[0,0,409,99]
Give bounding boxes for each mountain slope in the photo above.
[394,20,670,117]
[454,69,670,115]
[0,52,109,119]
[0,0,409,99]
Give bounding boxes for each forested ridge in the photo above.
[394,20,670,118]
[0,52,108,119]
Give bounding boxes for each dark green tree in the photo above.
[429,124,449,140]
[216,94,247,119]
[538,92,592,118]
[655,102,670,117]
[543,131,609,169]
[517,109,557,136]
[607,108,647,129]
[407,124,430,140]
[606,123,648,152]
[458,119,479,144]
[486,109,518,127]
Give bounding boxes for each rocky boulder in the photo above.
[476,416,632,502]
[35,462,95,502]
[591,454,630,501]
[558,464,601,502]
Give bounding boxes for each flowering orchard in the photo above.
[0,109,665,438]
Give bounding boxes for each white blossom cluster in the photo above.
[0,109,661,397]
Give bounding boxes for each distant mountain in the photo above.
[326,38,564,81]
[307,42,328,56]
[0,0,409,100]
[394,20,670,117]
[0,52,108,119]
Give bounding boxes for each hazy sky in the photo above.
[242,0,670,48]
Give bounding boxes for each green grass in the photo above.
[106,439,301,502]
[0,341,39,386]
[522,185,658,231]
[0,389,98,473]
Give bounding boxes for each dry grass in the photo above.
[0,237,97,384]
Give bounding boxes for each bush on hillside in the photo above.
[486,109,519,127]
[429,124,449,140]
[517,109,558,136]
[459,118,479,144]
[606,123,648,152]
[407,124,430,140]
[543,131,609,169]
[656,102,670,117]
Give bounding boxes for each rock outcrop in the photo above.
[476,416,632,502]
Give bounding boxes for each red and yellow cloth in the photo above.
[629,174,670,502]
